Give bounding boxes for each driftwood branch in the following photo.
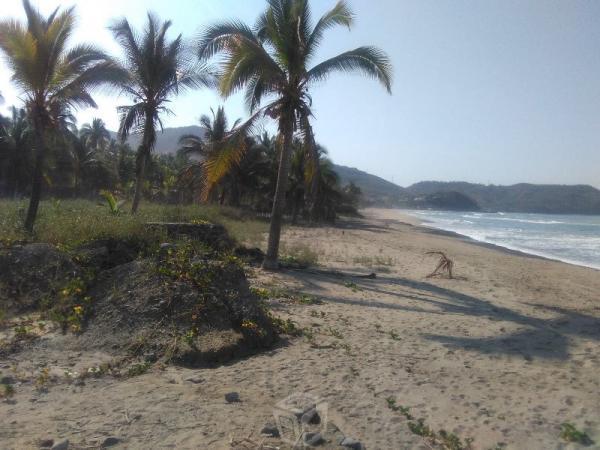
[425,251,454,279]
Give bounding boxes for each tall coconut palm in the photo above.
[198,0,392,269]
[0,0,123,231]
[110,13,212,213]
[80,118,110,151]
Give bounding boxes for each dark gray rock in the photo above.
[340,437,364,449]
[300,408,321,425]
[303,432,324,446]
[101,436,121,447]
[260,423,280,438]
[38,438,53,448]
[225,392,240,403]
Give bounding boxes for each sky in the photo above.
[1,0,599,188]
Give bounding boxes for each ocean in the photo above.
[405,210,600,270]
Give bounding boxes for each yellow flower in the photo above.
[73,306,84,316]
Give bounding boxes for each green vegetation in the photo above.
[127,362,152,377]
[279,243,319,268]
[0,199,267,248]
[344,281,361,292]
[559,423,593,445]
[1,382,15,400]
[385,398,475,450]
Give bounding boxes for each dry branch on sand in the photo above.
[425,251,454,279]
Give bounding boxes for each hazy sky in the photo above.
[1,0,599,188]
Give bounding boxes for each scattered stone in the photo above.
[301,408,321,425]
[225,392,240,403]
[0,375,14,384]
[184,377,204,384]
[101,437,121,447]
[260,423,280,438]
[38,438,53,448]
[303,432,324,446]
[340,437,364,449]
[74,379,85,387]
[51,439,69,450]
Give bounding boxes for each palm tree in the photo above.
[110,13,211,213]
[178,106,256,204]
[198,0,392,269]
[0,0,123,231]
[80,118,110,151]
[0,106,32,197]
[69,132,98,193]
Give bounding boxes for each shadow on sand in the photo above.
[280,268,600,361]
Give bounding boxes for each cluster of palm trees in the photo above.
[0,0,392,268]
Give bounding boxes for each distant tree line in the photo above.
[0,107,363,221]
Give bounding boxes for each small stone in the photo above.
[101,437,121,447]
[225,392,240,403]
[184,377,204,384]
[74,379,85,387]
[51,439,69,450]
[301,408,320,425]
[38,438,54,448]
[304,432,324,446]
[260,423,280,438]
[340,437,363,449]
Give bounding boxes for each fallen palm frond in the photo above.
[425,251,454,279]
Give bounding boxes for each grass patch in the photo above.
[279,243,319,267]
[560,423,593,445]
[344,281,361,292]
[385,398,475,450]
[127,362,152,377]
[251,286,321,305]
[0,199,267,249]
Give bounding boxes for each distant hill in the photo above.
[332,164,408,206]
[110,125,205,154]
[412,191,481,211]
[110,126,600,214]
[407,181,600,215]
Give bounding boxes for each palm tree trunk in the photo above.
[131,151,146,213]
[262,119,294,270]
[24,122,45,232]
[131,110,154,214]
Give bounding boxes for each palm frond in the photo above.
[307,46,393,93]
[306,1,353,60]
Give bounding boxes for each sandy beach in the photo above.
[1,208,599,449]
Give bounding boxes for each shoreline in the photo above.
[371,208,600,272]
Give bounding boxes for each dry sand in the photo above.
[1,208,599,449]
